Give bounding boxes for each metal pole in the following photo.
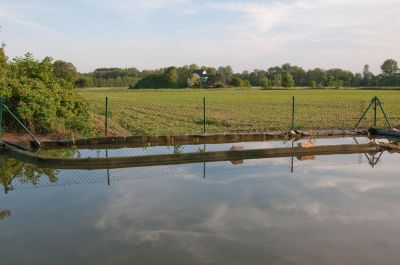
[105,97,108,136]
[2,104,40,147]
[354,98,374,129]
[106,149,110,186]
[290,140,294,173]
[373,96,377,128]
[291,96,295,131]
[203,97,206,135]
[0,97,3,137]
[377,98,392,128]
[203,144,206,179]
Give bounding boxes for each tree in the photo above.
[242,79,251,87]
[0,44,8,98]
[306,68,324,87]
[53,60,78,82]
[165,67,178,88]
[281,72,295,87]
[188,73,201,88]
[231,76,243,87]
[2,52,90,134]
[272,73,282,87]
[217,66,233,84]
[75,76,94,88]
[381,59,399,76]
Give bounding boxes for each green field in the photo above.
[79,88,400,136]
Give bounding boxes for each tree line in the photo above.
[53,59,400,89]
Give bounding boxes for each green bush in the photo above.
[0,49,91,135]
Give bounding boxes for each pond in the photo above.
[1,137,400,264]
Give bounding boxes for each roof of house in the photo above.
[193,69,208,77]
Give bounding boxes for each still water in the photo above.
[1,138,400,264]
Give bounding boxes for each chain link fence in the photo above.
[83,95,399,137]
[0,137,385,193]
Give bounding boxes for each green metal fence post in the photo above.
[377,98,392,128]
[105,97,108,136]
[203,97,206,134]
[0,97,3,137]
[291,96,295,131]
[373,96,377,128]
[2,104,40,147]
[354,98,374,129]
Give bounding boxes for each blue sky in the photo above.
[1,0,400,73]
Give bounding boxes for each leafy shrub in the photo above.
[0,49,91,135]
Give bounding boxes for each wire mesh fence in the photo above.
[0,137,386,193]
[0,151,386,193]
[82,95,399,137]
[0,94,398,139]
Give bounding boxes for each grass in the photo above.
[78,88,400,136]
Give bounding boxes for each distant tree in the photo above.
[242,79,251,87]
[135,73,166,89]
[165,67,178,88]
[381,59,399,76]
[53,60,78,82]
[189,64,199,70]
[281,72,295,87]
[363,64,371,78]
[188,73,201,88]
[272,73,282,87]
[231,76,243,87]
[306,68,324,87]
[353,73,363,87]
[218,66,233,84]
[362,64,374,86]
[176,66,191,87]
[74,76,93,88]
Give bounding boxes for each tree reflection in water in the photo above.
[0,149,77,193]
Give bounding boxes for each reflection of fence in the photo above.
[83,95,398,137]
[0,144,387,193]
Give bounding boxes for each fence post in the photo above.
[105,97,108,136]
[0,97,3,137]
[377,98,392,128]
[203,97,206,135]
[291,96,295,131]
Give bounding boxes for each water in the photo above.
[1,137,400,264]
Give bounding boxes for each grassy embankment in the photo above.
[79,88,400,136]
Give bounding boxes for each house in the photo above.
[192,69,208,84]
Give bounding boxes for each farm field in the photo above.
[79,88,400,136]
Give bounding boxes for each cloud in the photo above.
[205,0,400,71]
[86,0,194,15]
[2,0,400,72]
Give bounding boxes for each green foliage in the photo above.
[381,59,399,76]
[53,60,78,82]
[188,73,201,88]
[75,75,94,88]
[134,73,167,89]
[242,79,251,87]
[231,76,243,87]
[281,72,295,87]
[1,51,91,135]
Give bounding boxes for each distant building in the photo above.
[192,69,208,84]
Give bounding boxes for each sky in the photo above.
[1,0,400,73]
